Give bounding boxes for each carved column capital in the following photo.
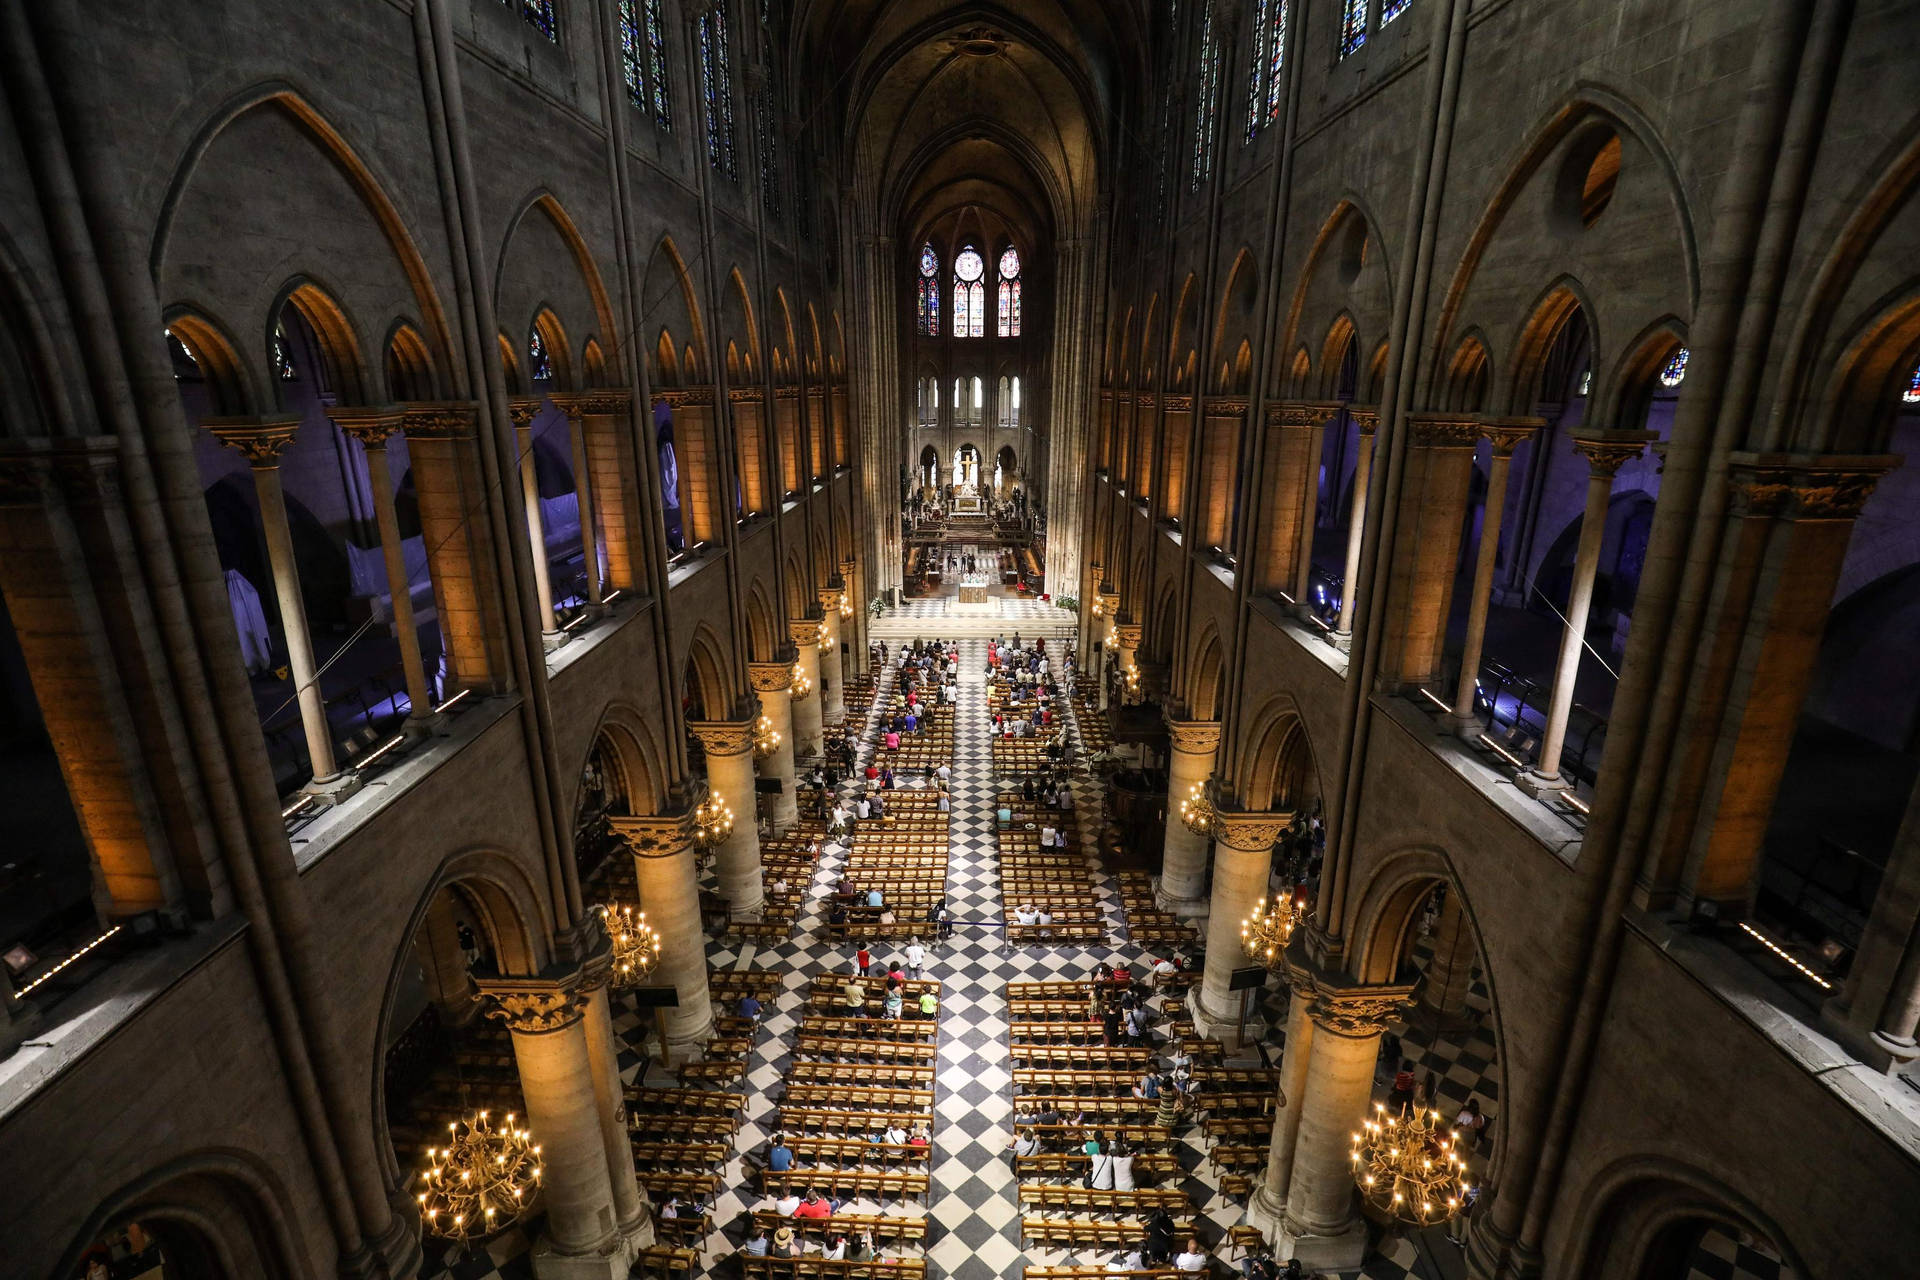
[204,415,302,467]
[1406,412,1482,449]
[1478,415,1544,457]
[1164,718,1222,755]
[1264,399,1343,430]
[1570,429,1655,476]
[660,385,717,409]
[1349,405,1381,438]
[1203,395,1249,421]
[1727,451,1901,521]
[1213,807,1292,853]
[1113,622,1143,649]
[479,977,588,1034]
[689,719,756,757]
[325,404,408,448]
[507,397,542,430]
[402,401,480,440]
[749,661,795,692]
[1303,982,1417,1038]
[609,809,700,859]
[789,617,825,646]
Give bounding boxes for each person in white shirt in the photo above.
[1040,824,1057,845]
[1112,1145,1135,1191]
[1090,1142,1114,1189]
[774,1192,801,1216]
[1035,907,1053,933]
[820,1237,846,1261]
[856,796,871,820]
[1174,1240,1209,1271]
[905,939,926,976]
[1013,1127,1041,1158]
[936,762,951,784]
[884,1123,908,1146]
[1108,1247,1143,1272]
[770,875,790,896]
[1013,904,1037,927]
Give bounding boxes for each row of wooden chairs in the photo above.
[790,1060,932,1087]
[767,1137,932,1167]
[738,1256,926,1280]
[801,1016,938,1041]
[746,1212,928,1247]
[1020,1217,1193,1250]
[1018,1185,1189,1214]
[774,1107,932,1137]
[756,1168,930,1200]
[793,1034,938,1064]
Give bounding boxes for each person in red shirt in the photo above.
[856,945,872,976]
[793,1189,833,1219]
[1388,1059,1418,1115]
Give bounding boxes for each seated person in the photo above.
[774,1191,802,1216]
[738,994,763,1020]
[1013,904,1038,927]
[792,1188,833,1219]
[768,1137,794,1171]
[1174,1237,1210,1272]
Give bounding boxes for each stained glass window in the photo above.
[620,2,644,108]
[997,246,1022,338]
[700,4,737,179]
[1246,0,1269,142]
[917,245,940,336]
[1265,0,1288,127]
[920,244,939,277]
[1903,363,1920,404]
[1382,0,1413,25]
[530,330,553,383]
[273,326,298,381]
[1659,348,1689,389]
[1578,368,1592,398]
[954,247,985,339]
[1190,8,1221,193]
[645,0,672,130]
[757,82,781,218]
[1339,0,1368,58]
[514,0,558,42]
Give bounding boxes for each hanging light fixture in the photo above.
[1178,781,1213,837]
[417,1110,542,1245]
[1241,892,1304,968]
[751,713,782,760]
[838,590,853,620]
[1350,1102,1472,1227]
[790,661,814,700]
[692,793,735,849]
[594,903,661,986]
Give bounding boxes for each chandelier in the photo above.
[595,903,661,986]
[1241,892,1304,968]
[838,591,853,620]
[751,713,782,760]
[1178,781,1213,837]
[1123,664,1141,698]
[790,661,813,700]
[417,1110,542,1244]
[1350,1102,1472,1226]
[692,793,734,849]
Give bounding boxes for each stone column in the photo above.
[689,719,764,915]
[750,660,800,832]
[1274,980,1415,1269]
[1197,398,1247,550]
[577,393,640,593]
[609,812,715,1050]
[1446,418,1540,737]
[1113,621,1142,705]
[1825,779,1920,1073]
[576,949,652,1251]
[1332,407,1378,651]
[789,617,825,761]
[1377,414,1480,689]
[403,403,512,693]
[416,892,478,1026]
[1246,974,1317,1248]
[1194,809,1291,1042]
[1289,411,1332,616]
[1158,720,1222,916]
[205,417,356,798]
[1256,402,1339,601]
[561,401,604,611]
[1420,891,1475,1021]
[840,558,865,675]
[509,399,562,646]
[818,587,846,728]
[329,407,438,736]
[1519,431,1652,797]
[480,977,633,1279]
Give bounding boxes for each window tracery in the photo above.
[954,246,985,339]
[997,245,1022,338]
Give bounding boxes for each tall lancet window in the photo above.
[699,2,737,179]
[953,246,985,339]
[1190,7,1222,192]
[997,246,1022,338]
[917,244,941,336]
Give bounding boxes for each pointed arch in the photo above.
[163,308,254,415]
[383,319,438,401]
[530,305,572,391]
[272,278,369,405]
[1188,625,1226,721]
[496,191,622,382]
[643,235,709,376]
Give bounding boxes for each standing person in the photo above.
[905,937,926,978]
[1143,1208,1178,1264]
[1388,1059,1418,1115]
[918,987,939,1019]
[856,942,872,977]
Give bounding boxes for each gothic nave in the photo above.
[2,3,1919,1280]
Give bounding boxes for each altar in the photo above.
[953,572,994,612]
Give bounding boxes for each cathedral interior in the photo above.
[3,1,1920,1279]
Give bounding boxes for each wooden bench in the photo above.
[771,1137,932,1167]
[1014,1152,1182,1180]
[800,1016,938,1041]
[633,1170,719,1199]
[738,1256,926,1280]
[625,1113,739,1141]
[790,1060,933,1087]
[632,1245,697,1278]
[676,1059,746,1085]
[773,1108,934,1137]
[1018,1184,1190,1214]
[624,1086,747,1114]
[1024,1270,1178,1280]
[795,1035,938,1064]
[1020,1217,1193,1250]
[1013,1121,1173,1145]
[630,1140,728,1169]
[1010,1043,1155,1068]
[747,1211,928,1247]
[756,1168,930,1201]
[783,1084,933,1110]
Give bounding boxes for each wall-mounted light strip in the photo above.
[281,795,316,819]
[358,732,407,770]
[17,925,122,995]
[1419,688,1450,713]
[1478,733,1527,769]
[433,689,472,715]
[1738,922,1833,990]
[1562,793,1591,816]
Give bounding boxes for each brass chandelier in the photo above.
[595,903,661,986]
[1241,892,1304,968]
[790,661,813,700]
[692,792,735,849]
[1349,1102,1472,1226]
[417,1110,543,1244]
[1178,781,1213,837]
[751,713,782,760]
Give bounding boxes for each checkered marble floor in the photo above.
[420,611,1775,1280]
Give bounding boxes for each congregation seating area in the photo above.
[1114,872,1199,949]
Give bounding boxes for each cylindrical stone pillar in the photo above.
[789,618,825,761]
[1159,721,1222,915]
[483,982,629,1274]
[1277,984,1412,1269]
[578,957,651,1248]
[206,417,346,792]
[1333,410,1377,650]
[1521,432,1649,794]
[330,408,436,733]
[564,404,604,609]
[511,403,561,640]
[1447,421,1538,737]
[818,590,846,728]
[750,662,800,833]
[690,720,764,915]
[610,814,715,1050]
[1247,982,1316,1241]
[1421,891,1475,1020]
[1195,810,1290,1040]
[1113,621,1142,706]
[1290,417,1326,614]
